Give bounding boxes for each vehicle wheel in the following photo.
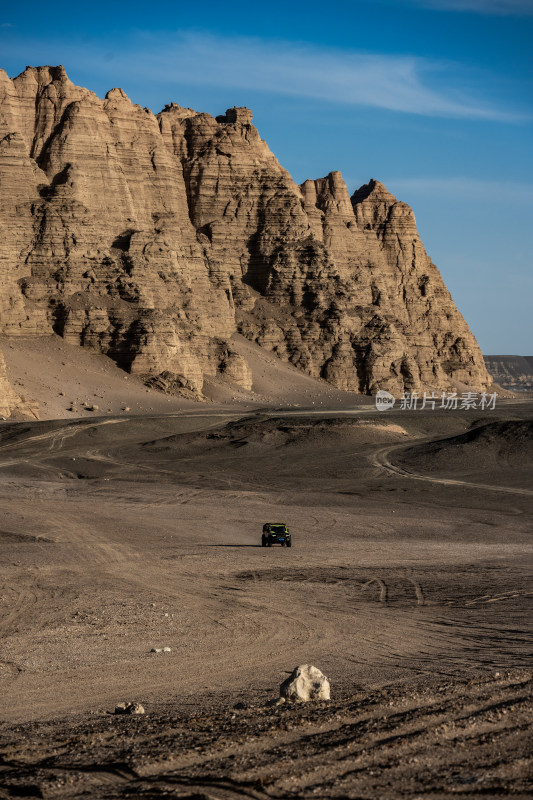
[287,541,292,547]
[267,541,272,547]
[261,536,266,547]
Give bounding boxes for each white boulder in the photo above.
[279,664,330,702]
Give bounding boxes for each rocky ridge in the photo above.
[0,65,490,416]
[484,356,533,393]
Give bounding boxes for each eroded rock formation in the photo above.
[0,65,490,413]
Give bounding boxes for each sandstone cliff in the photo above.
[0,65,490,414]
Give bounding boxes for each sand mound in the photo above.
[141,417,409,456]
[396,420,533,488]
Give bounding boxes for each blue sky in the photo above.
[1,0,531,354]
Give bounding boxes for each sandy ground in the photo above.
[0,333,364,420]
[0,395,531,798]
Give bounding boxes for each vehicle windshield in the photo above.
[270,526,287,533]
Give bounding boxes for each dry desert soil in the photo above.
[0,377,532,798]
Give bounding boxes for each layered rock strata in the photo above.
[0,65,490,413]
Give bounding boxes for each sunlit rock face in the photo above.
[0,65,490,412]
[0,349,22,417]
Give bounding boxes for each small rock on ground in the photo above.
[114,702,145,715]
[280,664,330,702]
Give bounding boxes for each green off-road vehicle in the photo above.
[262,523,292,547]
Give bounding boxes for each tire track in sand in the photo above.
[372,443,533,497]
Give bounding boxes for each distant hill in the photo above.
[484,356,533,392]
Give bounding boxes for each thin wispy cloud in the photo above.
[2,30,527,122]
[140,33,504,120]
[399,0,533,15]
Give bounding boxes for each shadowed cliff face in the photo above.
[0,65,490,414]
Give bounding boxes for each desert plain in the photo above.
[0,340,531,799]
